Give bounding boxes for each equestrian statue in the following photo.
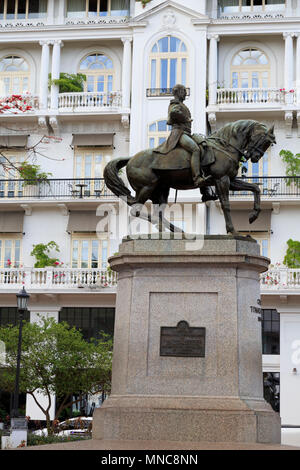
[104,84,276,235]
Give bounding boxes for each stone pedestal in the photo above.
[93,236,281,443]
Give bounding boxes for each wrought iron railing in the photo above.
[0,178,115,200]
[146,88,191,97]
[230,177,300,198]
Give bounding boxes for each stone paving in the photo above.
[11,439,299,451]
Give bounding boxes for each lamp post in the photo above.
[11,287,29,420]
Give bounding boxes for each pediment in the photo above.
[132,0,209,23]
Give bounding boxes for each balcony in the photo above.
[230,177,300,200]
[217,4,286,21]
[261,268,300,293]
[216,88,292,108]
[0,267,117,292]
[0,94,40,115]
[0,178,115,201]
[58,91,123,114]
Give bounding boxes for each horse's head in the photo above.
[245,123,276,163]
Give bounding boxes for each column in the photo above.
[283,33,294,93]
[39,41,51,110]
[296,34,300,105]
[121,37,133,109]
[50,40,63,111]
[208,34,220,106]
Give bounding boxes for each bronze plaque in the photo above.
[160,321,206,357]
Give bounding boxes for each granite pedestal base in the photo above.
[93,236,281,444]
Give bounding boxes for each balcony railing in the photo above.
[261,268,300,291]
[216,88,291,106]
[230,177,300,198]
[0,178,115,200]
[218,7,285,20]
[146,88,191,98]
[58,92,122,112]
[0,268,117,290]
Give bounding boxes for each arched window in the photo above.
[148,120,171,148]
[149,36,188,91]
[79,53,114,93]
[231,48,270,89]
[0,55,30,95]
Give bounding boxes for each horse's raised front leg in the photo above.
[215,175,238,236]
[229,178,261,224]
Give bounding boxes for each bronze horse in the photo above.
[104,120,276,235]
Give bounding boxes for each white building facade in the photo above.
[0,0,299,444]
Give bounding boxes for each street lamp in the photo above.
[11,287,30,419]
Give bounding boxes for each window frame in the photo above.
[262,309,280,355]
[0,234,23,269]
[67,0,130,18]
[0,55,30,95]
[231,48,270,89]
[71,233,109,270]
[149,36,188,92]
[0,0,48,20]
[79,53,114,94]
[0,151,26,198]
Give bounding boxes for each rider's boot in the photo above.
[191,150,210,188]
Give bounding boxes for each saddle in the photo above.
[150,134,216,171]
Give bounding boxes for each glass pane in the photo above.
[17,0,26,18]
[72,240,79,268]
[87,76,94,92]
[0,240,2,265]
[181,58,186,86]
[149,123,156,132]
[170,58,177,89]
[99,0,108,16]
[232,72,238,88]
[15,240,20,267]
[262,239,269,257]
[97,75,104,92]
[101,240,108,268]
[151,59,156,89]
[4,240,12,267]
[0,1,4,19]
[84,155,92,178]
[95,155,103,177]
[159,137,166,145]
[265,0,285,11]
[158,120,167,132]
[149,137,155,148]
[67,0,86,17]
[158,37,169,53]
[252,72,259,88]
[160,59,168,89]
[88,0,98,16]
[28,0,47,18]
[6,0,16,19]
[111,0,129,16]
[75,155,82,178]
[151,44,158,53]
[91,240,99,268]
[170,37,180,53]
[81,240,89,268]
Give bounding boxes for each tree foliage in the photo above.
[49,73,87,93]
[0,318,112,434]
[30,241,60,268]
[279,150,300,188]
[283,239,300,268]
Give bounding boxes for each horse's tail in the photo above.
[104,157,136,205]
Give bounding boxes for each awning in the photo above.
[71,133,114,148]
[67,211,107,232]
[0,211,24,232]
[231,209,272,232]
[0,135,28,148]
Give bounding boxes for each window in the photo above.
[149,36,188,92]
[0,55,30,95]
[0,307,29,325]
[148,120,171,149]
[0,152,25,198]
[231,48,270,90]
[59,307,115,341]
[79,53,114,95]
[262,309,280,355]
[0,235,22,268]
[71,234,108,269]
[0,0,47,20]
[67,0,129,18]
[74,148,111,196]
[218,0,285,15]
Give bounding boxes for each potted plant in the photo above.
[18,162,52,197]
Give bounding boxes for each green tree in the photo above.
[279,150,300,188]
[0,318,112,435]
[49,73,86,93]
[283,239,300,268]
[30,241,60,268]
